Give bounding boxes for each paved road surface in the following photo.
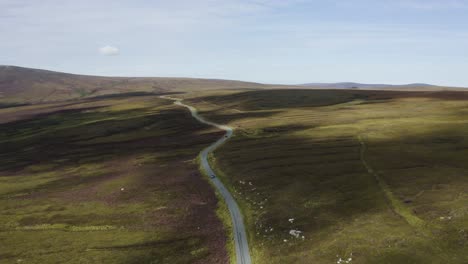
[160,96,252,264]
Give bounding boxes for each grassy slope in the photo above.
[185,89,468,264]
[0,66,269,104]
[0,95,229,263]
[3,66,464,105]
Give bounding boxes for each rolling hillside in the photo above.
[1,66,466,105]
[0,66,267,104]
[185,89,468,264]
[0,94,230,263]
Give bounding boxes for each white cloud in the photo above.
[99,45,119,56]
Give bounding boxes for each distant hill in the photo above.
[1,66,466,103]
[0,66,267,103]
[299,82,466,91]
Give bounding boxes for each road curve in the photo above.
[160,96,252,264]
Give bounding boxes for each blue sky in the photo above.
[1,0,468,86]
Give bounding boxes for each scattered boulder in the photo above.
[289,229,302,238]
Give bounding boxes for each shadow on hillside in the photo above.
[198,109,283,124]
[1,91,466,262]
[195,89,468,111]
[0,94,231,263]
[84,91,185,101]
[0,102,31,109]
[218,120,467,262]
[197,90,468,259]
[0,108,206,172]
[0,96,279,199]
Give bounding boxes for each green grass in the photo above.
[3,88,467,263]
[0,95,228,263]
[186,89,468,264]
[358,135,427,229]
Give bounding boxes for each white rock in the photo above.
[288,218,295,223]
[289,229,302,238]
[120,187,125,191]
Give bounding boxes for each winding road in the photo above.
[160,96,252,264]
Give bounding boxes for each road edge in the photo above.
[196,156,236,264]
[160,95,252,264]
